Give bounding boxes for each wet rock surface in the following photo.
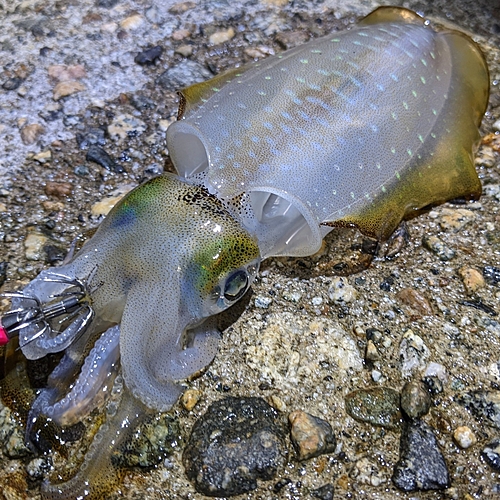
[183,397,287,496]
[392,420,450,491]
[112,413,181,468]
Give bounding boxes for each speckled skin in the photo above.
[168,7,488,258]
[0,6,489,499]
[20,174,260,414]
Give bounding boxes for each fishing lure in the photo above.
[0,6,489,498]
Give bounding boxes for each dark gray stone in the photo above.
[392,420,450,491]
[86,145,122,173]
[183,396,287,497]
[2,77,22,91]
[134,45,163,65]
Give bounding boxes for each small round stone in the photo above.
[181,389,201,411]
[401,381,431,419]
[453,426,477,449]
[458,267,485,294]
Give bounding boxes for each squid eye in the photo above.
[223,270,249,301]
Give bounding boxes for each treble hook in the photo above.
[0,272,96,347]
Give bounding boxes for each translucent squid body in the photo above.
[0,7,489,498]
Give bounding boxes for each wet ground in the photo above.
[0,0,500,498]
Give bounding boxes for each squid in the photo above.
[0,6,489,498]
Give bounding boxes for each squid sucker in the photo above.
[0,6,489,499]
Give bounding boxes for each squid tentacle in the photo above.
[28,325,120,432]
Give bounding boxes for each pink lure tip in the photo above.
[0,324,9,346]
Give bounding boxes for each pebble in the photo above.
[345,387,402,429]
[288,410,336,460]
[458,266,485,294]
[275,30,310,49]
[328,277,357,303]
[107,113,147,143]
[400,381,431,419]
[311,296,323,306]
[157,60,213,91]
[438,208,476,232]
[134,45,163,65]
[2,77,23,90]
[53,81,86,101]
[32,150,52,163]
[311,483,334,500]
[44,181,73,198]
[172,28,190,40]
[269,394,286,412]
[181,389,201,411]
[453,426,476,449]
[397,288,433,316]
[86,144,123,172]
[24,231,49,261]
[209,27,235,45]
[183,397,287,496]
[399,330,429,378]
[175,44,193,57]
[460,390,500,429]
[76,127,106,149]
[482,438,500,471]
[422,235,456,261]
[392,420,450,491]
[20,123,45,145]
[365,339,380,362]
[244,46,274,59]
[120,14,145,31]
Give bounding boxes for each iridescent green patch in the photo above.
[193,234,259,294]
